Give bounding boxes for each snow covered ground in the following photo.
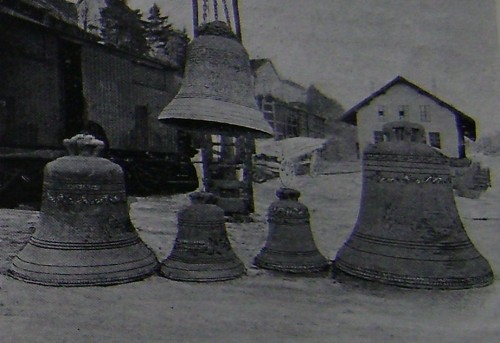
[0,156,498,342]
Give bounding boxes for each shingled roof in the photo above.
[341,76,476,141]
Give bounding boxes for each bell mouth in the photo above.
[159,97,274,138]
[159,118,272,138]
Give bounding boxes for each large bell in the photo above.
[335,122,494,289]
[160,192,245,282]
[158,21,273,137]
[254,188,329,273]
[9,135,159,286]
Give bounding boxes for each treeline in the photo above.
[99,1,189,68]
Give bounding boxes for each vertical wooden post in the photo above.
[192,0,199,37]
[241,135,255,213]
[200,135,213,192]
[232,0,242,42]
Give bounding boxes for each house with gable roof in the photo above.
[341,76,476,159]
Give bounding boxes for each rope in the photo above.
[202,0,209,23]
[213,0,219,21]
[192,0,199,36]
[222,0,232,27]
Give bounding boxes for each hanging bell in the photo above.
[158,21,273,138]
[160,192,245,281]
[9,135,159,286]
[335,122,494,289]
[254,188,329,273]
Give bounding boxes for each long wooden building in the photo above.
[0,0,197,206]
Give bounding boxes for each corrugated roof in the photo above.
[341,75,477,141]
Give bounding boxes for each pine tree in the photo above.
[145,4,172,56]
[144,3,189,68]
[100,0,148,55]
[164,29,189,69]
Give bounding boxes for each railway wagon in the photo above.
[0,2,198,207]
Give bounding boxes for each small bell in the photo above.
[8,135,159,286]
[160,192,245,281]
[158,21,273,138]
[254,188,329,273]
[335,122,494,289]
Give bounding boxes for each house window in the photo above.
[262,99,275,114]
[420,105,430,122]
[377,105,386,121]
[399,105,409,120]
[373,130,384,143]
[429,132,441,149]
[286,114,299,138]
[261,97,277,137]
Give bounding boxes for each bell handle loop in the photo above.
[276,188,301,201]
[382,121,425,143]
[189,191,216,204]
[63,134,105,157]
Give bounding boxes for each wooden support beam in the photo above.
[192,0,199,37]
[232,0,242,41]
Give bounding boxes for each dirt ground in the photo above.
[0,157,498,342]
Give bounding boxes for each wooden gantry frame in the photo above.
[191,0,257,217]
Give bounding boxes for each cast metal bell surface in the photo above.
[335,122,494,289]
[158,21,273,137]
[160,192,245,281]
[254,188,329,273]
[9,135,159,286]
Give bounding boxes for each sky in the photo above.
[124,0,500,136]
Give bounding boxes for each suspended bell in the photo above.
[158,21,273,138]
[254,188,329,273]
[335,122,494,289]
[160,192,245,282]
[9,135,159,286]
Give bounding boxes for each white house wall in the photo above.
[356,83,460,158]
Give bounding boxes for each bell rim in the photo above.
[334,258,494,290]
[159,97,273,137]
